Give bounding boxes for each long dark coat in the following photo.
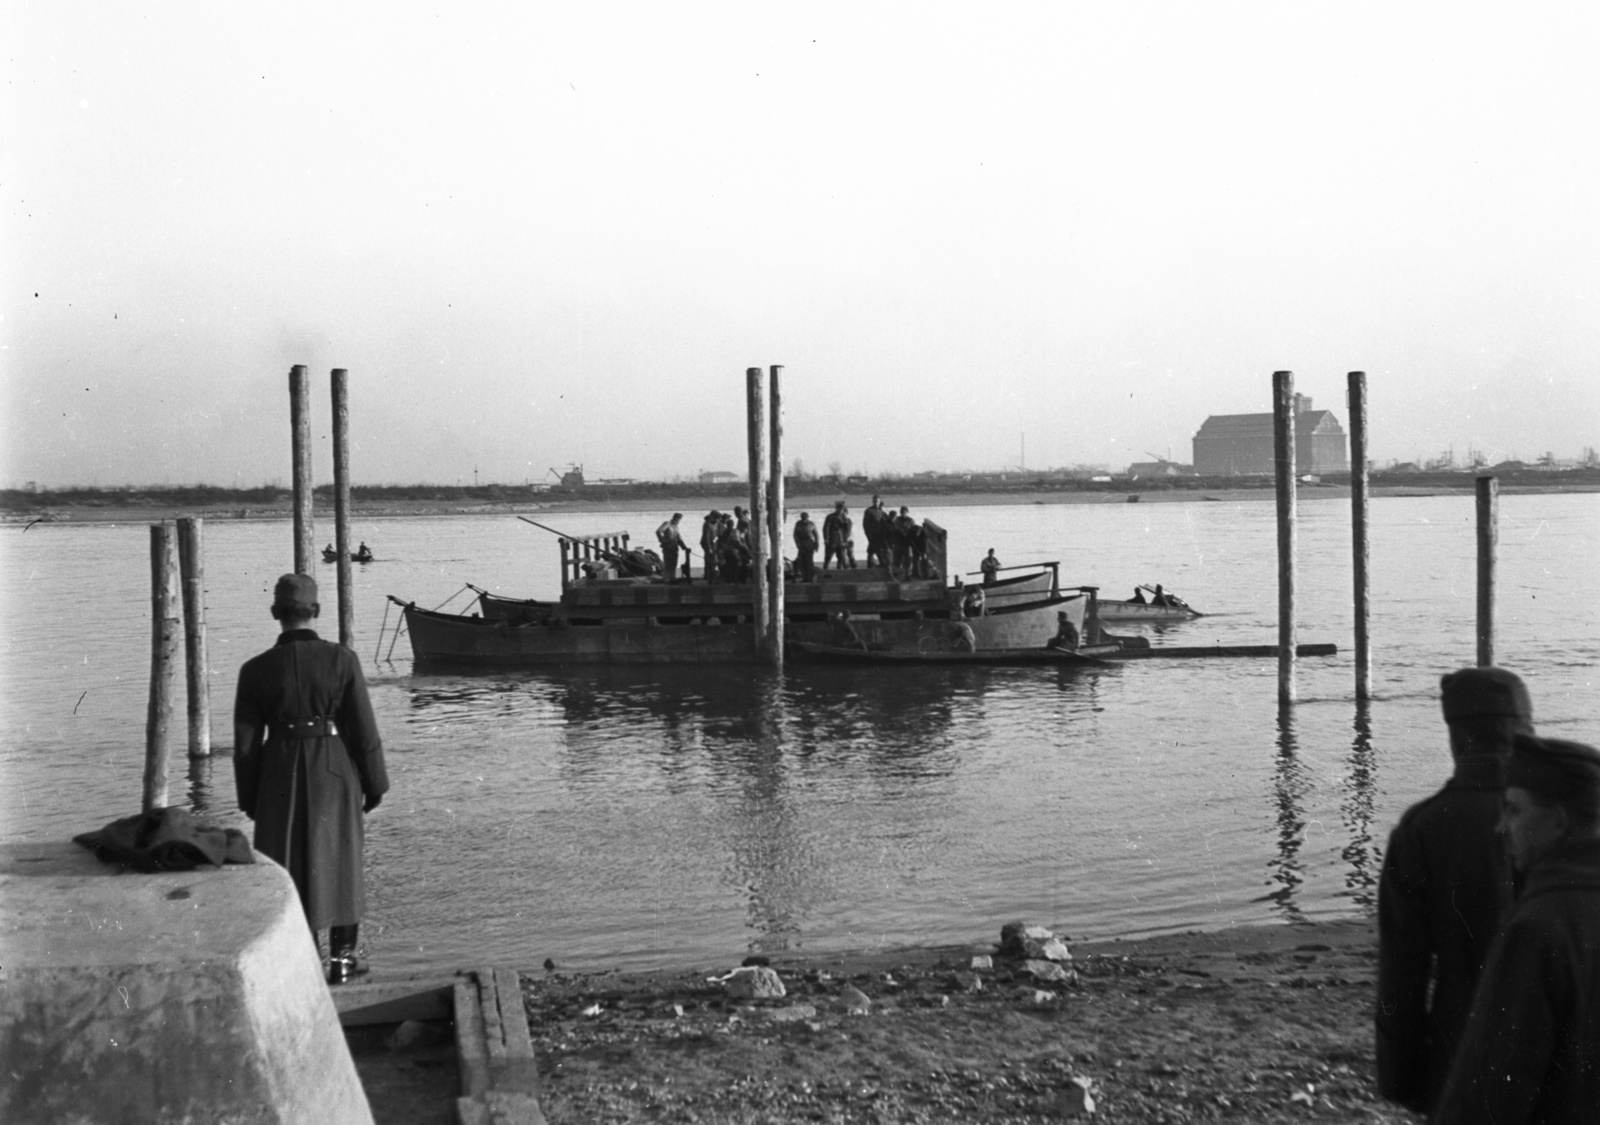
[234,629,388,930]
[1375,755,1513,1113]
[1432,838,1600,1124]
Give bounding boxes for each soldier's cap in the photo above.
[1440,666,1532,723]
[1505,734,1600,818]
[272,572,318,609]
[835,499,846,508]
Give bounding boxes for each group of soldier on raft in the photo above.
[642,495,937,585]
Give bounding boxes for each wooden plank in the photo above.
[477,967,506,1062]
[333,979,454,1026]
[494,969,533,1058]
[1109,643,1338,660]
[488,969,540,1096]
[454,980,490,1099]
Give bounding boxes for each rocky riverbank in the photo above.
[353,915,1414,1125]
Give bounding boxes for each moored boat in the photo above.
[962,563,1059,608]
[391,522,1124,668]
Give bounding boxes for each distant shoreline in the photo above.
[5,480,1596,526]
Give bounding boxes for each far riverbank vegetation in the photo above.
[6,463,1599,520]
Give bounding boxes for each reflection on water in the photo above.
[186,754,220,817]
[1263,703,1310,923]
[1340,701,1381,911]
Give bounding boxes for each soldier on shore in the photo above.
[234,574,388,985]
[1376,667,1533,1114]
[1432,733,1600,1124]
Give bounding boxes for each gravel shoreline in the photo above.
[358,916,1412,1124]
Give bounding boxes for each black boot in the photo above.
[327,923,368,985]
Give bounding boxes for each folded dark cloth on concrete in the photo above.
[73,806,255,871]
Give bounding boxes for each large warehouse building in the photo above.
[1192,395,1349,476]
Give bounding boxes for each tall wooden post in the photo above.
[1347,372,1371,700]
[145,525,181,810]
[1476,474,1498,666]
[767,364,785,666]
[1272,371,1298,703]
[176,518,210,758]
[745,367,771,659]
[289,364,315,575]
[331,368,354,647]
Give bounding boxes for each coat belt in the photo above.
[273,717,338,739]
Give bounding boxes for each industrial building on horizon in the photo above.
[1192,394,1350,476]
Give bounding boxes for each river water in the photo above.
[3,493,1596,975]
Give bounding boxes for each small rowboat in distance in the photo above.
[1096,585,1202,622]
[322,546,375,564]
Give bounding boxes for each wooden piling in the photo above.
[767,365,785,666]
[1476,474,1498,666]
[289,364,315,575]
[1347,372,1371,700]
[1272,371,1298,703]
[144,524,181,810]
[745,367,771,661]
[176,518,210,758]
[331,368,354,647]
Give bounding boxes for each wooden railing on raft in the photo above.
[558,532,631,591]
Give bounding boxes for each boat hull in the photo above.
[398,591,1089,668]
[1095,599,1201,622]
[973,570,1054,607]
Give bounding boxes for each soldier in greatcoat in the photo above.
[1375,667,1533,1114]
[234,573,388,984]
[1432,734,1600,1124]
[792,511,819,581]
[862,495,889,568]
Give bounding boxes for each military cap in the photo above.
[1505,734,1600,818]
[272,572,318,609]
[1440,667,1532,723]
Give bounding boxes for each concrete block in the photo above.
[0,840,373,1124]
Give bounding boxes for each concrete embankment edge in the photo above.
[0,839,372,1124]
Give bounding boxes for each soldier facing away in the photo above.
[1375,667,1532,1114]
[1432,733,1600,1124]
[234,573,389,985]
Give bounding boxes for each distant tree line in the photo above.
[4,463,1598,514]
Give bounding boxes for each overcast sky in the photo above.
[6,4,1598,487]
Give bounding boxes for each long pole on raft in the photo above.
[289,364,315,576]
[144,524,180,810]
[176,517,210,758]
[1347,371,1371,700]
[745,367,771,661]
[767,364,785,666]
[1476,474,1498,666]
[332,368,355,647]
[1272,370,1298,704]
